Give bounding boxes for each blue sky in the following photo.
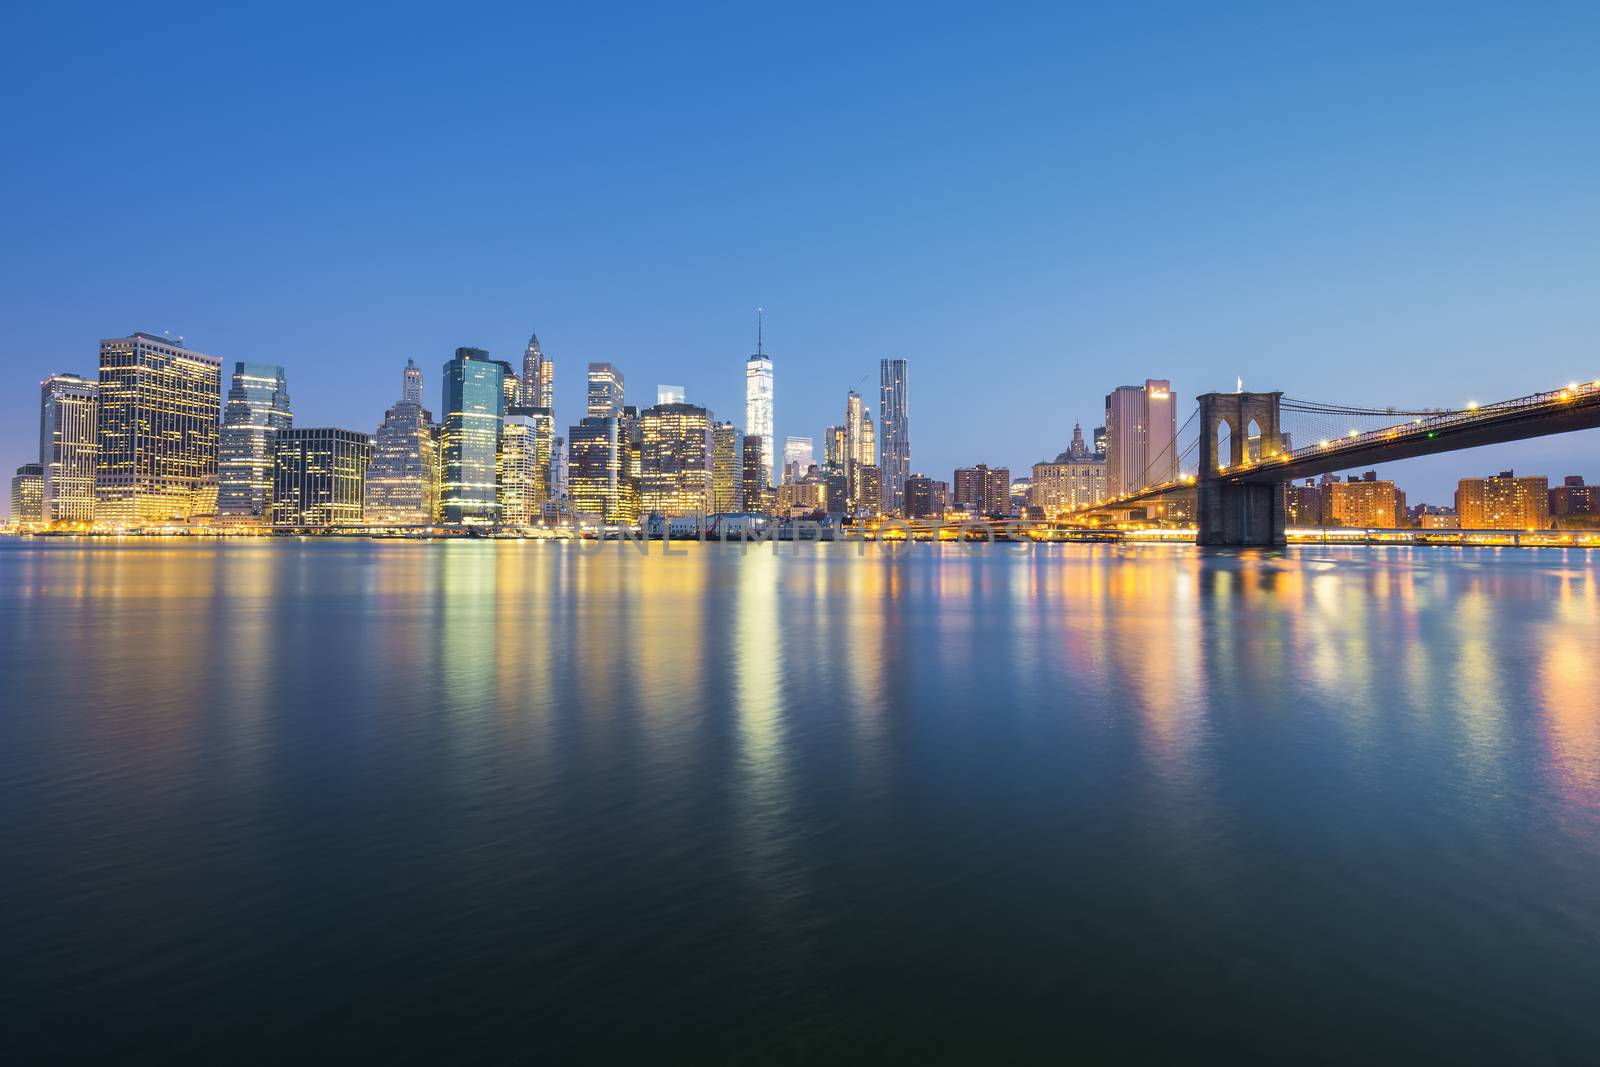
[3,0,1598,506]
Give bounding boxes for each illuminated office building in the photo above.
[587,362,624,418]
[498,409,540,526]
[11,463,44,527]
[521,332,553,409]
[217,362,292,525]
[95,332,222,527]
[1456,471,1549,530]
[271,428,371,527]
[1104,379,1177,496]
[745,319,774,489]
[1030,424,1106,516]
[639,403,714,516]
[782,436,814,485]
[366,359,439,525]
[741,432,771,514]
[712,421,740,513]
[878,358,909,513]
[568,415,638,524]
[38,372,98,525]
[440,347,505,524]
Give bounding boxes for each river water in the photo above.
[3,539,1597,1061]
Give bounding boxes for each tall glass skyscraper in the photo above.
[521,332,553,409]
[39,372,98,525]
[271,428,372,527]
[217,362,292,524]
[639,403,714,517]
[1104,379,1177,496]
[95,332,222,528]
[744,316,774,489]
[586,362,624,418]
[440,347,505,524]
[878,358,910,514]
[366,359,439,525]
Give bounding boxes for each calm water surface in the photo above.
[3,539,1598,1061]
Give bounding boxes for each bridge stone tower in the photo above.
[1196,391,1286,547]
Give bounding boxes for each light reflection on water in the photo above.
[2,538,1598,1061]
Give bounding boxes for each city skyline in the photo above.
[4,6,1599,504]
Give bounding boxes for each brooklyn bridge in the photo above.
[1064,379,1600,545]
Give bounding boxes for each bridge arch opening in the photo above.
[1216,419,1234,470]
[1246,417,1263,462]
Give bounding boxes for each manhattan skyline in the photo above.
[3,4,1599,502]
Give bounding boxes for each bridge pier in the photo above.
[1196,391,1287,547]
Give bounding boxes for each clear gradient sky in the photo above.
[3,1,1597,508]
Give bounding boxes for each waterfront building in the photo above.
[782,436,814,485]
[741,432,771,514]
[520,332,553,409]
[498,409,542,526]
[712,421,740,513]
[95,332,222,527]
[1104,379,1177,496]
[271,428,372,527]
[744,316,774,489]
[878,358,910,514]
[440,348,505,524]
[953,464,1011,518]
[1323,472,1406,527]
[1030,423,1106,516]
[775,469,828,515]
[1456,471,1549,530]
[1284,479,1323,526]
[905,473,947,519]
[11,463,44,527]
[217,362,292,525]
[1549,476,1597,525]
[366,360,439,525]
[38,373,98,525]
[587,362,624,418]
[1418,510,1461,529]
[857,464,883,516]
[568,415,638,525]
[639,403,714,517]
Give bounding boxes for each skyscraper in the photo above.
[587,362,624,418]
[95,332,222,528]
[38,373,98,525]
[953,465,1011,518]
[271,428,372,527]
[11,463,44,527]
[521,332,553,409]
[366,359,439,526]
[217,362,292,525]
[712,421,740,513]
[1457,471,1549,529]
[498,410,541,526]
[744,312,774,489]
[656,384,686,405]
[568,415,637,525]
[639,403,714,517]
[905,474,948,519]
[782,436,814,485]
[1104,379,1177,497]
[741,433,771,514]
[878,358,909,514]
[440,347,505,524]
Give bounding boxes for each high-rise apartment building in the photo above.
[95,332,222,527]
[1324,473,1406,528]
[521,332,553,409]
[639,403,714,517]
[1457,471,1549,530]
[271,428,372,527]
[217,362,292,524]
[440,348,505,524]
[11,463,44,527]
[366,360,439,526]
[1549,476,1597,524]
[38,373,98,525]
[905,473,948,519]
[1104,380,1177,497]
[712,421,740,513]
[745,320,774,489]
[953,464,1011,518]
[586,362,624,418]
[878,358,909,514]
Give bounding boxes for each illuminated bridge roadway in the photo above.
[1065,379,1600,546]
